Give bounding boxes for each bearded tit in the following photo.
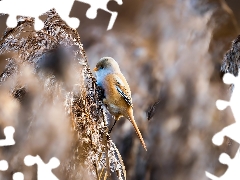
[94,57,147,151]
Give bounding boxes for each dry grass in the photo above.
[0,9,125,180]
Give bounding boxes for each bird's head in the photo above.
[94,57,120,74]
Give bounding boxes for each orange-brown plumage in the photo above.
[94,57,147,151]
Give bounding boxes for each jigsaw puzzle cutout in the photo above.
[0,126,24,180]
[0,0,122,31]
[0,126,15,171]
[206,149,240,180]
[206,73,240,180]
[24,155,60,180]
[0,126,60,179]
[0,160,8,171]
[0,0,79,31]
[0,126,15,146]
[12,172,24,180]
[77,0,122,30]
[0,155,60,180]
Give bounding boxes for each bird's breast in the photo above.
[107,103,121,114]
[95,69,112,87]
[104,74,129,107]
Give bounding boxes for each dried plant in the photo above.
[221,35,240,76]
[0,9,125,180]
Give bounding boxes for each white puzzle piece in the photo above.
[0,126,15,177]
[12,172,24,180]
[206,73,240,179]
[0,0,123,31]
[0,126,15,146]
[0,0,52,30]
[206,149,240,180]
[0,160,8,171]
[24,155,60,180]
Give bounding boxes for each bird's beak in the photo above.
[94,67,98,71]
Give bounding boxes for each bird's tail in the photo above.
[129,114,147,151]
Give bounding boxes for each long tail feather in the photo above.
[129,115,147,151]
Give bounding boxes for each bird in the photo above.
[94,57,147,151]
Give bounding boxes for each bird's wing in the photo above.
[114,74,133,107]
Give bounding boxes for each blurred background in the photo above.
[0,0,240,179]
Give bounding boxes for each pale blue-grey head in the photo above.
[94,57,121,86]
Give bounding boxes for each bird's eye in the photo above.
[100,66,104,69]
